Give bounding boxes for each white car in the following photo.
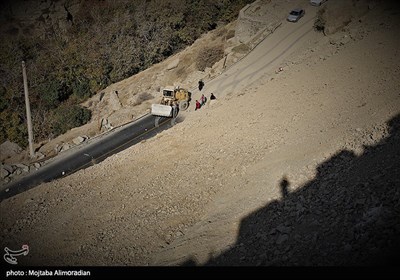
[310,0,328,6]
[287,8,305,22]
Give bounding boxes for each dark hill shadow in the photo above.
[185,114,400,266]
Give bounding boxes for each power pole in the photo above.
[22,61,34,158]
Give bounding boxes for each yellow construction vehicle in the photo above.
[151,86,191,117]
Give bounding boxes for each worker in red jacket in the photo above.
[195,100,201,111]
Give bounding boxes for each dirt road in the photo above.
[197,7,317,99]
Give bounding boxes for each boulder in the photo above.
[108,90,122,111]
[14,163,29,173]
[1,165,11,179]
[167,58,180,70]
[73,136,86,145]
[101,118,113,131]
[0,140,23,161]
[60,143,71,152]
[35,152,45,160]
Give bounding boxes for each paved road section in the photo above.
[0,114,171,201]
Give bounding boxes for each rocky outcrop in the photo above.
[318,0,377,35]
[72,136,87,145]
[0,140,22,162]
[167,58,180,70]
[108,91,122,111]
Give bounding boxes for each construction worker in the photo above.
[200,94,206,106]
[195,100,201,111]
[198,80,204,91]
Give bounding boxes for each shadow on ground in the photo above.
[183,114,400,266]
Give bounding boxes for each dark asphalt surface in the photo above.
[0,114,172,201]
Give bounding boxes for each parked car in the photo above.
[287,8,305,22]
[310,0,328,6]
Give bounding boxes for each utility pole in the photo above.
[22,61,34,158]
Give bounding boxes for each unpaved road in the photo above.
[200,7,316,99]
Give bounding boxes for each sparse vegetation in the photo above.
[314,7,327,34]
[196,45,225,71]
[232,43,250,54]
[0,0,253,147]
[226,29,236,40]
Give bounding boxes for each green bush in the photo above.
[38,80,70,109]
[0,86,7,111]
[72,78,91,100]
[50,105,91,136]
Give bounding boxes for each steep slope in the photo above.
[154,1,400,264]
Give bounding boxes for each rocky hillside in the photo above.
[0,0,253,149]
[1,0,284,184]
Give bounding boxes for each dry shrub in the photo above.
[214,26,227,38]
[232,43,250,54]
[196,45,225,71]
[174,54,193,80]
[131,92,154,106]
[226,29,236,40]
[314,7,327,34]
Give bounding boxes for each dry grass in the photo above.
[232,43,250,54]
[226,29,236,40]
